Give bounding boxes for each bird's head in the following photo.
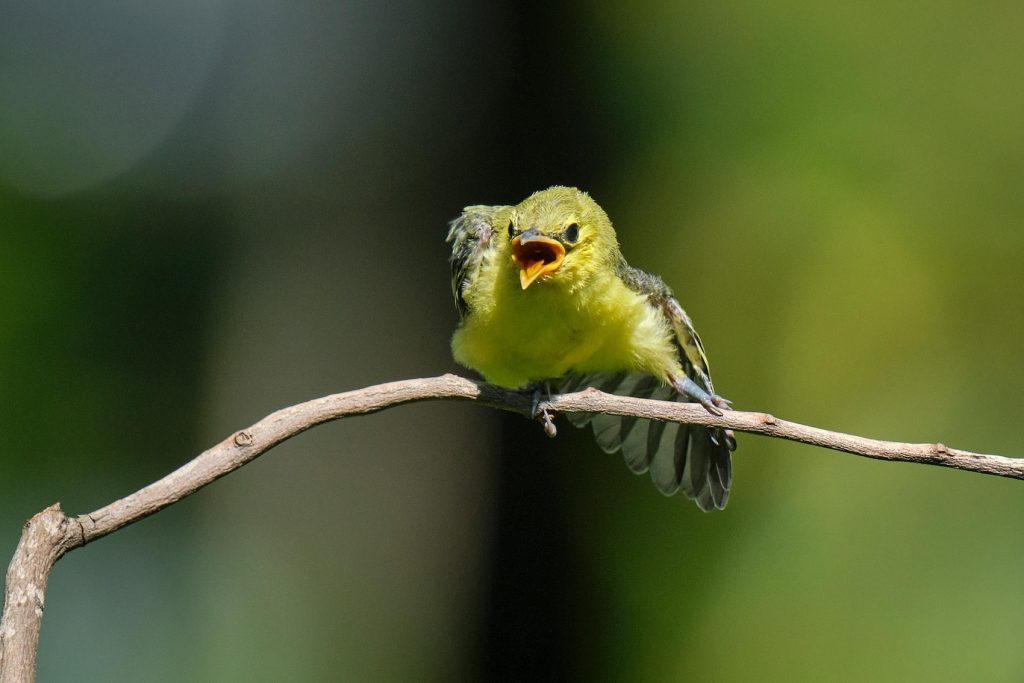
[505,186,619,290]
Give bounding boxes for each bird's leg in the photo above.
[530,381,558,438]
[669,375,731,417]
[669,375,737,450]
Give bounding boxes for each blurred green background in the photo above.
[2,1,1023,681]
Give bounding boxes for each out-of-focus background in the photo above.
[2,1,1023,680]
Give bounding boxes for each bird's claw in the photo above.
[671,375,731,417]
[699,396,725,417]
[541,413,558,438]
[704,393,733,417]
[531,384,558,438]
[710,427,738,450]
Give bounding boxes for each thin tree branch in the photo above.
[2,374,1021,681]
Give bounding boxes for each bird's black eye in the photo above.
[563,223,580,244]
[507,220,516,239]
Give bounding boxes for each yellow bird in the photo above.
[447,186,735,510]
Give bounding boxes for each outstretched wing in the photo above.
[446,205,504,319]
[561,263,735,511]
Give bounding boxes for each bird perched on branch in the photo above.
[447,186,735,510]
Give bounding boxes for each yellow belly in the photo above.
[452,274,682,388]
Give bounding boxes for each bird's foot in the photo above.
[671,377,738,451]
[710,428,738,451]
[670,376,731,418]
[531,382,558,438]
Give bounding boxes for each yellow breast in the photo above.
[452,268,682,388]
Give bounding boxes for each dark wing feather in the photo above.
[446,205,504,319]
[563,371,731,510]
[560,261,735,511]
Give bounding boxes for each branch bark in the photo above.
[1,374,1021,681]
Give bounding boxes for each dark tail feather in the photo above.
[685,428,731,511]
[559,372,735,511]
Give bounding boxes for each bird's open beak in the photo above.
[511,232,566,289]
